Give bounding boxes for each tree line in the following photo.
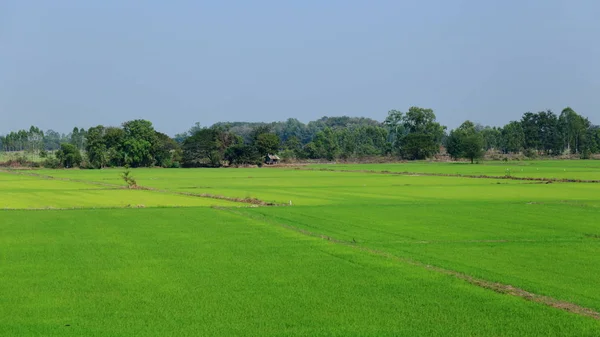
[1,106,598,168]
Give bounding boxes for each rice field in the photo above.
[309,160,600,180]
[1,162,599,336]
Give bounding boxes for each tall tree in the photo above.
[255,133,280,157]
[86,125,107,168]
[397,107,445,160]
[55,143,82,168]
[500,121,525,153]
[121,120,157,167]
[182,128,225,167]
[446,121,484,164]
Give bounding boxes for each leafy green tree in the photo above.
[182,128,224,167]
[313,127,338,160]
[103,127,126,167]
[445,130,463,160]
[69,127,87,151]
[480,126,501,151]
[559,107,590,154]
[397,107,445,160]
[580,125,600,158]
[43,130,63,151]
[121,120,157,167]
[521,112,540,152]
[154,132,180,167]
[302,142,319,159]
[284,136,302,156]
[447,121,485,163]
[383,109,405,146]
[224,144,261,166]
[86,125,107,168]
[500,121,525,153]
[255,133,280,156]
[537,110,563,155]
[55,143,82,168]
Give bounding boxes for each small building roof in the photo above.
[267,154,280,160]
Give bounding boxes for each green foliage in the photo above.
[182,128,239,167]
[446,121,485,163]
[254,133,280,156]
[42,156,61,169]
[121,166,138,188]
[154,132,180,168]
[122,120,157,167]
[85,125,108,168]
[55,143,82,168]
[500,121,525,153]
[559,107,591,154]
[224,144,261,166]
[397,107,445,160]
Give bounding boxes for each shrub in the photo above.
[121,166,138,188]
[43,157,62,169]
[523,148,537,159]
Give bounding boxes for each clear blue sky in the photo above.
[1,0,598,135]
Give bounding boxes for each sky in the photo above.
[1,0,599,135]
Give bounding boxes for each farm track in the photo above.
[293,167,600,183]
[221,208,600,321]
[0,169,286,207]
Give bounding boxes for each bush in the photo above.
[523,148,537,159]
[43,157,62,169]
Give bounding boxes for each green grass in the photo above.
[2,163,600,335]
[1,208,599,336]
[309,160,600,180]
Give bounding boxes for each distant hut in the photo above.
[265,154,280,165]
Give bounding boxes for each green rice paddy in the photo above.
[1,161,599,336]
[309,160,600,180]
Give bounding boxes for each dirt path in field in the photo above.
[292,167,600,184]
[222,208,600,320]
[0,169,285,207]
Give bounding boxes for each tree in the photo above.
[182,128,224,167]
[559,107,590,154]
[500,121,525,154]
[537,110,563,155]
[69,127,87,151]
[224,144,261,166]
[383,109,404,146]
[313,127,338,160]
[55,143,82,168]
[397,107,445,160]
[103,127,126,167]
[154,132,180,167]
[446,121,485,163]
[44,130,62,151]
[480,126,501,151]
[86,125,107,168]
[121,120,157,167]
[255,133,280,157]
[521,112,540,152]
[580,125,600,158]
